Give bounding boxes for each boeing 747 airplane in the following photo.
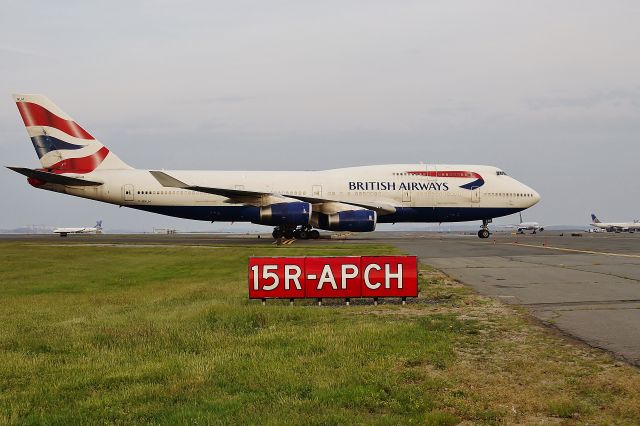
[8,94,540,239]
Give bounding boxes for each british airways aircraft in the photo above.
[8,94,540,239]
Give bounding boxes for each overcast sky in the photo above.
[1,1,638,231]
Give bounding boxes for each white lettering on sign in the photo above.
[364,263,382,289]
[284,265,302,290]
[262,265,279,291]
[363,263,404,289]
[317,264,337,290]
[341,264,359,290]
[248,256,417,299]
[385,264,403,289]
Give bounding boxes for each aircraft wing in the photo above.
[149,171,397,215]
[7,167,103,186]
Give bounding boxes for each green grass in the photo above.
[0,242,639,424]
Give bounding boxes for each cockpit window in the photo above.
[496,171,508,176]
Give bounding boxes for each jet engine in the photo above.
[257,202,312,226]
[315,209,377,232]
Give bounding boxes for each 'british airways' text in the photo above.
[348,181,449,191]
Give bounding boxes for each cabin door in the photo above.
[123,184,134,202]
[426,164,437,180]
[471,187,480,205]
[402,189,411,203]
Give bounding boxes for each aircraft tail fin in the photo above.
[96,220,103,230]
[519,212,523,224]
[591,213,601,223]
[12,94,132,172]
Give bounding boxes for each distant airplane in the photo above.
[510,212,544,234]
[8,94,540,239]
[53,220,103,237]
[590,214,640,233]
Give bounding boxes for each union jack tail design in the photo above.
[13,94,131,173]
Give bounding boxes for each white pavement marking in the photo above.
[505,242,640,259]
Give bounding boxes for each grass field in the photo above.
[1,241,639,424]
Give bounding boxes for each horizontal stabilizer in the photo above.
[7,167,103,186]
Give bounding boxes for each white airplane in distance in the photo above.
[53,220,103,237]
[510,212,544,234]
[8,94,540,239]
[590,214,640,233]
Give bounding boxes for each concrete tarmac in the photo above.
[2,231,639,365]
[392,232,640,366]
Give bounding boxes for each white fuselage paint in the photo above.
[33,163,540,226]
[591,221,640,231]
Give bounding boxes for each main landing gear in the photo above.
[272,225,320,240]
[478,219,492,239]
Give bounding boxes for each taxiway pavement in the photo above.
[392,232,640,366]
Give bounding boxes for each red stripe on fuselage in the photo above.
[45,146,109,174]
[407,171,482,179]
[16,102,94,140]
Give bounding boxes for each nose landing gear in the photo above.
[272,225,320,240]
[478,219,492,239]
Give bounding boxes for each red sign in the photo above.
[305,256,362,299]
[248,257,306,299]
[360,256,417,298]
[248,256,418,300]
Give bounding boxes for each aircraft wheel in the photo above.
[310,230,320,239]
[272,228,283,239]
[478,229,490,239]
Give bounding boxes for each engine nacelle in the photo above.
[315,209,377,232]
[257,202,312,226]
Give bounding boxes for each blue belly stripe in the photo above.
[128,205,523,225]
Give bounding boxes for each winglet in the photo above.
[149,171,190,188]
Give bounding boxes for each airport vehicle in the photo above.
[590,214,640,233]
[8,94,540,239]
[510,212,544,234]
[585,227,606,233]
[53,220,102,237]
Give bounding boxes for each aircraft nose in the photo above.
[530,189,541,206]
[519,181,540,206]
